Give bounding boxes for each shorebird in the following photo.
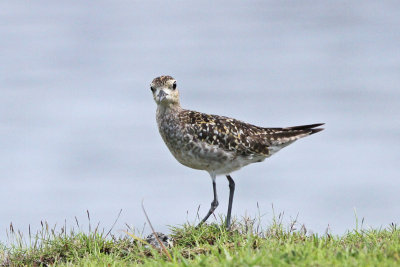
[150,75,324,229]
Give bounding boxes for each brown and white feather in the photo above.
[151,75,324,176]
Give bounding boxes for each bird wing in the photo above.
[179,110,324,157]
[178,110,271,156]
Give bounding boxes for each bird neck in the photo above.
[157,102,182,116]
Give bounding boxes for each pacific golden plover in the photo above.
[150,75,324,229]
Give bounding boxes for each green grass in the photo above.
[1,216,400,266]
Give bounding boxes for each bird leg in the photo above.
[198,176,219,226]
[226,175,235,229]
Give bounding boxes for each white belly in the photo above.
[167,140,267,176]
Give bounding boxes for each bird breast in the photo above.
[156,109,266,175]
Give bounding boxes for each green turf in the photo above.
[1,216,400,266]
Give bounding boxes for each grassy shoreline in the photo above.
[1,217,400,266]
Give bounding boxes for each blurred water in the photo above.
[1,1,400,241]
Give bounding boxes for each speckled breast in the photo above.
[156,112,234,172]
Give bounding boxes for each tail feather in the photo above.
[264,123,324,144]
[260,123,324,156]
[259,123,324,156]
[309,127,324,135]
[283,123,325,131]
[283,123,324,136]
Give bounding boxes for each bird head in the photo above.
[150,75,180,106]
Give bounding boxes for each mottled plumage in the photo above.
[150,75,324,229]
[178,110,323,157]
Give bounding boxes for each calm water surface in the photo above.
[1,1,400,241]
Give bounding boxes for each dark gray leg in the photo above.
[226,175,235,229]
[198,176,219,226]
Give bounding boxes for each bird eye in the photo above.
[172,81,177,90]
[150,86,155,92]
